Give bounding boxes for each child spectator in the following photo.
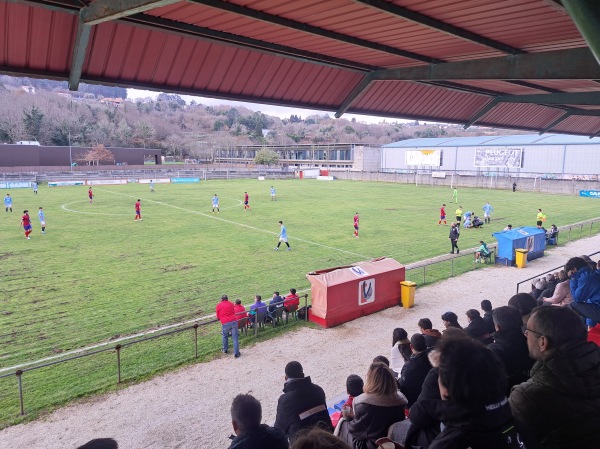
[234,299,247,319]
[390,328,411,376]
[481,299,495,334]
[417,318,442,347]
[340,374,364,422]
[441,311,462,330]
[284,288,300,312]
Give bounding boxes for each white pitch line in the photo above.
[61,200,130,216]
[95,187,373,259]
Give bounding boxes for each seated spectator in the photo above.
[284,288,300,312]
[398,334,432,407]
[487,306,533,393]
[508,293,538,325]
[580,254,597,271]
[510,306,600,448]
[546,224,558,242]
[538,274,558,301]
[346,362,407,449]
[429,338,521,448]
[541,270,573,307]
[249,295,267,325]
[337,374,364,423]
[268,291,285,321]
[229,394,289,449]
[417,318,442,348]
[77,439,118,449]
[274,361,333,442]
[292,428,352,449]
[474,240,490,263]
[530,280,546,301]
[441,311,462,330]
[471,215,484,228]
[234,299,248,319]
[481,299,495,334]
[565,256,600,328]
[390,328,412,376]
[503,224,513,231]
[464,309,493,344]
[372,355,390,367]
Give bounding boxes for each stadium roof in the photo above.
[2,0,600,136]
[382,133,600,148]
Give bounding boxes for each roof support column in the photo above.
[562,0,600,65]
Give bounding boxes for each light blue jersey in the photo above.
[4,196,11,206]
[271,187,276,195]
[212,196,219,206]
[279,225,287,239]
[483,203,494,215]
[38,210,45,222]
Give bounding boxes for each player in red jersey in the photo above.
[134,199,142,221]
[20,210,32,239]
[353,212,360,238]
[88,187,94,204]
[243,191,251,211]
[438,203,447,225]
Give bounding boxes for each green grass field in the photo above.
[0,179,599,426]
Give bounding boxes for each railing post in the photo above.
[16,370,24,416]
[193,323,199,359]
[115,344,122,384]
[451,257,454,277]
[591,222,593,236]
[423,266,426,285]
[305,294,309,322]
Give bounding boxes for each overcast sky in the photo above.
[127,88,404,125]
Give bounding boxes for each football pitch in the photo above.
[0,178,598,425]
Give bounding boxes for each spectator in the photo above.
[474,240,490,263]
[417,318,442,348]
[292,428,352,449]
[441,311,462,330]
[481,300,495,334]
[76,439,118,449]
[338,374,364,421]
[546,224,558,242]
[580,254,597,271]
[372,355,390,367]
[565,256,600,328]
[464,309,493,344]
[268,291,285,322]
[216,295,240,358]
[274,361,333,442]
[390,328,412,375]
[234,299,248,319]
[346,362,407,449]
[537,274,558,302]
[249,295,267,326]
[229,394,289,449]
[541,270,572,307]
[508,293,537,325]
[488,306,533,393]
[530,280,546,301]
[398,334,432,407]
[429,338,521,449]
[510,306,600,449]
[284,288,300,313]
[503,224,513,231]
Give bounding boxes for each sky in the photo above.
[127,88,404,125]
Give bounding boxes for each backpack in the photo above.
[298,305,311,320]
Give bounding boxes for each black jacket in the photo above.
[422,329,442,348]
[349,392,407,449]
[229,424,289,449]
[405,367,443,448]
[482,310,495,334]
[449,227,459,240]
[399,350,432,407]
[488,329,533,393]
[274,376,333,441]
[509,341,600,449]
[464,316,493,344]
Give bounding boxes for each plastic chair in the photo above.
[271,305,285,327]
[285,304,299,323]
[237,316,249,336]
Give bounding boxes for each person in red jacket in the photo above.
[233,299,248,318]
[215,294,240,357]
[284,288,300,313]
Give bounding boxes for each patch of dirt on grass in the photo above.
[161,264,195,273]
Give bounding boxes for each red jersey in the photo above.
[244,193,249,202]
[354,214,359,226]
[440,206,446,216]
[135,201,141,211]
[88,189,93,198]
[21,214,31,226]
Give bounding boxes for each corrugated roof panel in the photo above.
[478,103,565,129]
[550,116,600,135]
[530,80,600,93]
[451,80,549,96]
[384,133,600,147]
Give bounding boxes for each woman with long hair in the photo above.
[390,328,412,376]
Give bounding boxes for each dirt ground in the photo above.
[1,234,598,449]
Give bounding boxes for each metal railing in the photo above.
[0,296,308,418]
[515,250,600,294]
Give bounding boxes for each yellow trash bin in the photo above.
[515,249,529,268]
[400,281,417,309]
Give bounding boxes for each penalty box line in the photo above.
[96,188,373,259]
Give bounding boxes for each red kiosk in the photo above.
[306,257,405,328]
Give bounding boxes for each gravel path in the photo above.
[2,235,599,449]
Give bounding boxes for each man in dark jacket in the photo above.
[481,299,495,334]
[488,306,533,393]
[565,256,600,327]
[448,223,459,254]
[417,318,442,348]
[509,306,600,449]
[464,309,493,344]
[230,394,288,449]
[274,361,333,441]
[398,334,432,407]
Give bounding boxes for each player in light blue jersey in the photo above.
[149,180,154,192]
[482,202,494,224]
[212,194,220,213]
[38,207,46,234]
[270,186,277,201]
[275,220,291,251]
[4,194,12,212]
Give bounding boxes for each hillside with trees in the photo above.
[0,75,523,162]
